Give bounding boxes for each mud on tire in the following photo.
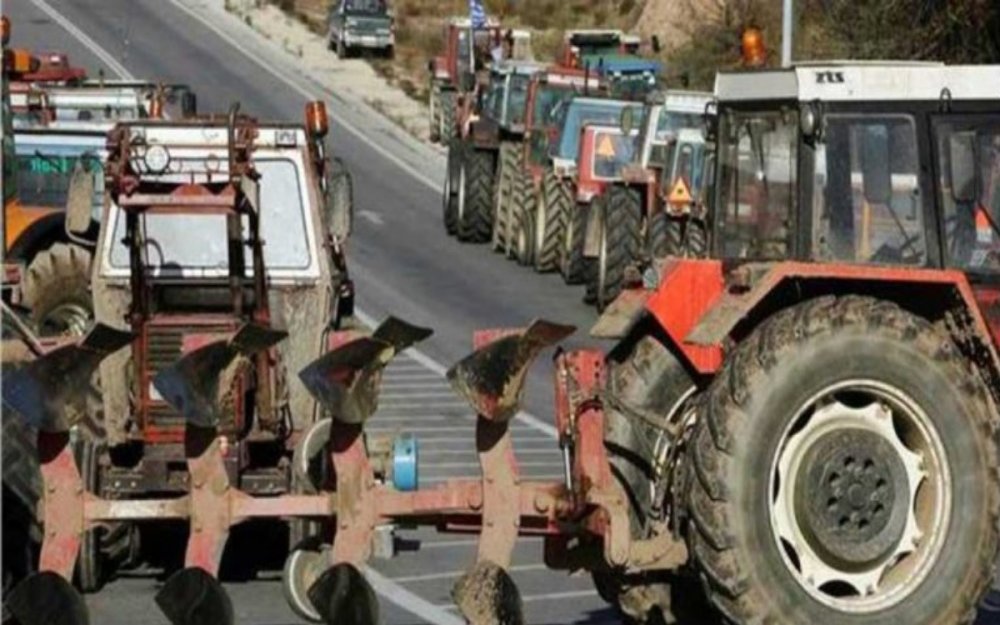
[689,296,1000,625]
[23,243,93,337]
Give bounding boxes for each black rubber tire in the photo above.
[442,140,463,236]
[511,169,537,266]
[533,171,570,272]
[23,243,93,337]
[1,410,41,596]
[383,45,395,60]
[560,203,590,284]
[336,37,347,59]
[648,212,684,260]
[491,142,520,253]
[428,87,441,143]
[689,296,1000,625]
[440,91,458,146]
[326,157,353,239]
[457,147,495,243]
[589,185,642,311]
[687,218,708,258]
[74,439,107,593]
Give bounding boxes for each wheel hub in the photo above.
[796,428,908,566]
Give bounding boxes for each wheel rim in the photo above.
[769,380,950,613]
[40,302,91,337]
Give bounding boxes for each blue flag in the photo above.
[469,0,487,28]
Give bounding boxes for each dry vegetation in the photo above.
[267,0,1000,96]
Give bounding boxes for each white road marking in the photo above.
[167,0,441,193]
[391,563,547,583]
[358,210,384,225]
[364,567,466,625]
[26,0,136,79]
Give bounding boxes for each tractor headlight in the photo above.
[144,145,171,174]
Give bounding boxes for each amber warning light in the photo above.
[741,27,767,67]
[306,101,329,138]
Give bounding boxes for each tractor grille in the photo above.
[146,325,185,429]
[143,324,233,431]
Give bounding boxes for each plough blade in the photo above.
[299,317,432,424]
[152,323,286,428]
[5,571,90,625]
[155,567,234,625]
[447,319,575,422]
[1,324,133,432]
[307,563,379,625]
[452,560,524,625]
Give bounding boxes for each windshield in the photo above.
[344,0,387,14]
[551,100,644,161]
[109,158,311,274]
[670,140,707,200]
[813,115,925,266]
[14,141,104,219]
[655,111,703,143]
[717,109,797,260]
[526,84,575,167]
[506,74,530,127]
[591,129,638,180]
[936,119,1000,272]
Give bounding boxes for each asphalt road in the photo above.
[7,0,616,623]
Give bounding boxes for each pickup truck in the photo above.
[327,0,395,59]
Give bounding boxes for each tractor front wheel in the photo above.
[689,296,999,624]
[560,202,590,284]
[491,142,520,254]
[440,92,457,145]
[442,140,463,235]
[511,170,537,266]
[588,186,642,311]
[457,147,494,243]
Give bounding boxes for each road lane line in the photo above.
[26,0,135,79]
[364,567,466,625]
[391,563,547,583]
[167,0,441,192]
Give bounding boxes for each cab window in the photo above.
[812,115,925,266]
[936,120,1000,272]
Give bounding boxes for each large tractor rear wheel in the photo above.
[533,171,570,272]
[511,170,537,266]
[588,186,642,311]
[457,147,495,243]
[442,140,463,235]
[23,243,93,337]
[689,296,999,625]
[560,203,590,284]
[491,142,520,254]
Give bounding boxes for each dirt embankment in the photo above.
[225,0,431,140]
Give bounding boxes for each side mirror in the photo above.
[948,131,978,203]
[861,125,892,206]
[65,163,94,236]
[325,159,354,240]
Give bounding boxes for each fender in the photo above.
[6,208,66,261]
[644,259,1000,379]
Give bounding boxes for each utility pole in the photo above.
[782,0,793,66]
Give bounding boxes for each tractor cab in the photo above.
[711,62,1000,273]
[559,29,633,69]
[581,54,662,100]
[93,107,354,478]
[479,59,546,137]
[633,89,712,172]
[521,69,602,179]
[547,95,645,182]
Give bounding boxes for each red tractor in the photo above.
[427,16,503,145]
